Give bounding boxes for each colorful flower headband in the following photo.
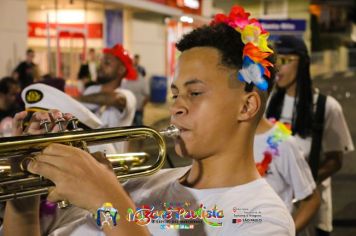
[211,6,274,91]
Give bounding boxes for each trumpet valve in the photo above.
[68,116,81,131]
[40,119,51,133]
[54,117,66,132]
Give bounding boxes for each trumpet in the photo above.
[0,125,179,202]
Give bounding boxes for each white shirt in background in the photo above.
[254,123,316,212]
[82,85,136,153]
[279,94,354,232]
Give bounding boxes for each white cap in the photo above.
[22,83,102,129]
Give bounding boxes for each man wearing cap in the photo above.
[77,44,137,152]
[266,35,354,236]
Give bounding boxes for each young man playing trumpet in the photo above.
[3,6,294,236]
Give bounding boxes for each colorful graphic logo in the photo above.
[127,203,224,228]
[96,202,120,228]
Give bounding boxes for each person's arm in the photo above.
[3,198,41,236]
[3,110,53,236]
[317,151,343,183]
[293,189,320,232]
[3,110,88,236]
[77,92,126,111]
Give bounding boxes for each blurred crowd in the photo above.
[0,47,150,137]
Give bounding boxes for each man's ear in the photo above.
[237,92,261,122]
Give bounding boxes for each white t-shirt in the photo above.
[279,94,354,231]
[34,167,295,236]
[121,75,150,111]
[82,85,136,153]
[254,123,316,212]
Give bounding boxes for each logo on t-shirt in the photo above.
[231,207,263,225]
[127,202,224,228]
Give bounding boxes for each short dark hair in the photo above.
[176,23,275,92]
[26,49,34,55]
[0,77,18,94]
[176,23,244,70]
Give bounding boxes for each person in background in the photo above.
[37,73,66,92]
[133,54,146,77]
[255,117,320,233]
[254,61,320,233]
[13,48,38,90]
[77,44,137,152]
[0,77,21,137]
[266,35,354,236]
[78,48,99,88]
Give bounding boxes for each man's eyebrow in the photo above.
[171,79,204,90]
[184,79,204,86]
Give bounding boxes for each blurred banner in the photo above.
[105,10,123,47]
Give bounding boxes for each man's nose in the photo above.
[170,96,188,118]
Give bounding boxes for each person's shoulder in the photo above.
[123,167,190,191]
[270,122,296,151]
[324,95,342,112]
[278,134,301,155]
[227,179,287,208]
[15,61,26,70]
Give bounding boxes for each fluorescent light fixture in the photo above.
[48,10,85,23]
[180,15,193,23]
[183,0,199,9]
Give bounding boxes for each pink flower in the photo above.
[249,18,268,34]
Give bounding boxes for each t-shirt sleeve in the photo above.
[322,96,354,153]
[279,137,316,201]
[114,88,136,126]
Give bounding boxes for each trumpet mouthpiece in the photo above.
[159,125,180,138]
